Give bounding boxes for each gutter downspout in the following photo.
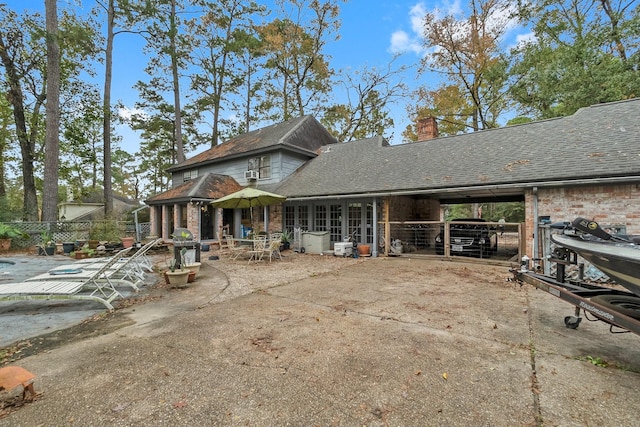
[532,186,539,260]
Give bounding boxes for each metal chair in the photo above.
[226,235,247,261]
[247,235,267,263]
[264,238,283,262]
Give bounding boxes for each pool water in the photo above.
[0,260,15,269]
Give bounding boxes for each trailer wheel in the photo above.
[590,295,640,320]
[564,316,582,329]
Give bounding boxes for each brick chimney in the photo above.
[417,117,439,141]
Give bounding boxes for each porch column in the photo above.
[174,203,181,232]
[186,203,200,241]
[162,205,170,240]
[372,198,378,258]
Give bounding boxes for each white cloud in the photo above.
[409,3,427,34]
[388,2,428,55]
[118,106,148,121]
[514,31,537,48]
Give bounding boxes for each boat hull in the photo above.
[551,233,640,297]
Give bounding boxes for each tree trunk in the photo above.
[103,0,115,218]
[43,0,60,222]
[170,0,185,163]
[0,34,39,221]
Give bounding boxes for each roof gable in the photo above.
[145,173,243,204]
[170,115,338,172]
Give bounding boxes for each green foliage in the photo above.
[280,229,292,243]
[89,220,122,242]
[257,0,341,121]
[443,202,524,223]
[417,0,512,133]
[508,0,640,118]
[0,223,29,239]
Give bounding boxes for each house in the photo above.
[146,98,640,259]
[59,190,140,221]
[144,115,338,241]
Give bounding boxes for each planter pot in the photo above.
[165,269,190,287]
[357,244,371,256]
[121,237,135,248]
[75,251,90,260]
[39,246,56,256]
[88,240,99,249]
[62,242,75,255]
[0,238,11,252]
[187,271,196,283]
[184,262,201,275]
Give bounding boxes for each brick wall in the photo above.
[524,183,640,255]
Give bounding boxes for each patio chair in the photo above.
[217,232,229,252]
[264,238,283,262]
[0,280,121,311]
[226,235,248,261]
[25,247,143,291]
[247,236,267,263]
[71,238,161,276]
[0,250,134,311]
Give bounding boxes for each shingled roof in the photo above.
[275,98,640,200]
[168,115,338,172]
[145,173,243,204]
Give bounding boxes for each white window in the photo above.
[248,156,271,179]
[183,170,198,182]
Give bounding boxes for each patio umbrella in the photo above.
[210,187,286,232]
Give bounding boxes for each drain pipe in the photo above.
[532,187,539,260]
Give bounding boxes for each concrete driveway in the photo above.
[1,255,639,426]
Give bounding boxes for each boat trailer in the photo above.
[511,246,640,337]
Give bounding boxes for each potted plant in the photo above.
[39,230,56,256]
[121,236,135,248]
[0,224,28,252]
[72,247,95,260]
[280,230,292,251]
[183,250,201,277]
[165,247,190,287]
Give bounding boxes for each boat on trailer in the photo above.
[550,227,640,298]
[512,217,640,337]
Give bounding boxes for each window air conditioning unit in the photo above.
[244,170,259,180]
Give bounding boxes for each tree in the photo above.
[257,0,343,121]
[321,60,408,142]
[187,0,266,146]
[126,101,176,194]
[94,0,149,214]
[403,85,473,141]
[60,88,125,200]
[509,0,640,118]
[43,0,60,222]
[0,9,43,221]
[99,0,116,217]
[0,6,100,220]
[132,0,194,160]
[418,0,513,132]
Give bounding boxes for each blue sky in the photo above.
[5,0,527,152]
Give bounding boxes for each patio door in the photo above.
[200,205,214,239]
